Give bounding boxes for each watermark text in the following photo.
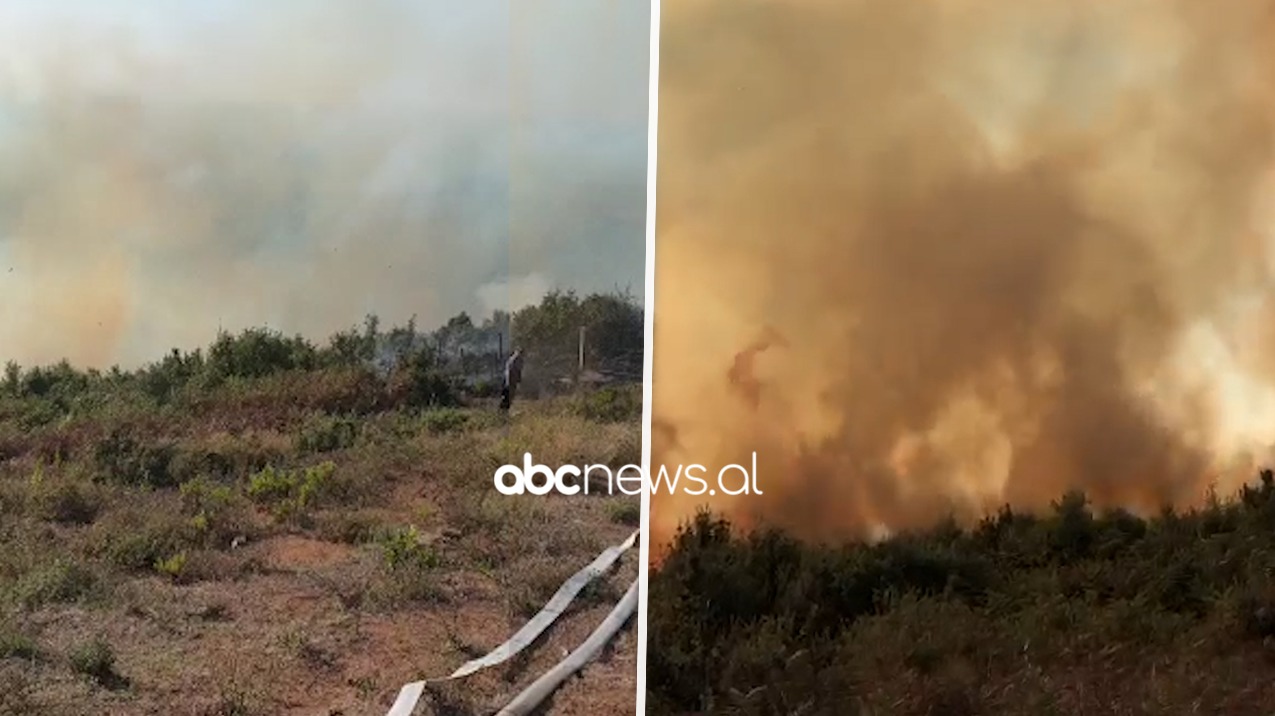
[493,452,763,497]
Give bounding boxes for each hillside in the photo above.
[647,478,1275,716]
[0,293,643,716]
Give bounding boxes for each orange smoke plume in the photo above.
[650,0,1275,556]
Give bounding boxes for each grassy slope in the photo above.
[0,366,642,715]
[647,481,1275,716]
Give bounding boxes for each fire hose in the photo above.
[384,530,639,716]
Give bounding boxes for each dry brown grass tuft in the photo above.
[0,382,640,715]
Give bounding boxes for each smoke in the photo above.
[477,273,553,318]
[651,0,1275,549]
[0,0,649,369]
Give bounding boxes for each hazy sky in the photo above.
[0,0,650,368]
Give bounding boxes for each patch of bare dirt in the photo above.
[259,535,360,572]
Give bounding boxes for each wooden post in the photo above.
[577,326,586,394]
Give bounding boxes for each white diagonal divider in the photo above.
[385,529,640,716]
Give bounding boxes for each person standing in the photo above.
[500,348,524,411]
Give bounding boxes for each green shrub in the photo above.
[371,525,444,605]
[314,510,380,545]
[136,348,204,404]
[154,552,189,582]
[388,349,459,409]
[607,500,641,527]
[468,378,501,399]
[377,525,439,572]
[69,638,120,685]
[30,476,101,526]
[178,476,237,515]
[295,415,361,454]
[177,476,255,548]
[206,328,318,380]
[246,462,337,524]
[16,398,67,430]
[0,630,38,661]
[169,448,238,483]
[92,430,177,489]
[102,528,184,573]
[421,408,469,434]
[2,361,19,396]
[10,559,98,609]
[575,385,641,423]
[87,504,199,573]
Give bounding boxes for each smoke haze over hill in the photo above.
[0,0,650,369]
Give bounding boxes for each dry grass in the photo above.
[0,380,640,715]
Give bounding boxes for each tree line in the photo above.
[1,288,643,419]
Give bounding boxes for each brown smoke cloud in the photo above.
[650,0,1275,553]
[0,1,649,369]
